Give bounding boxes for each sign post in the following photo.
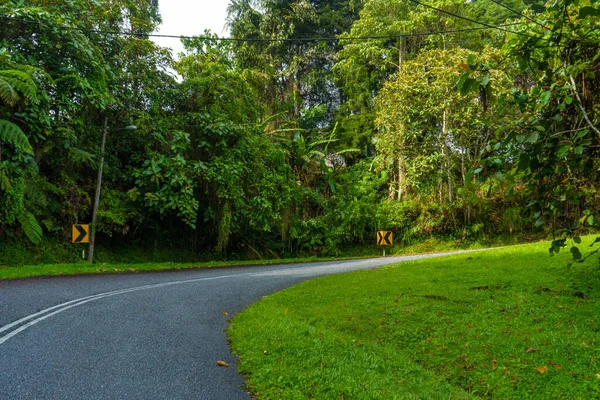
[72,224,90,259]
[377,231,393,256]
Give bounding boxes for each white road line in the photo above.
[0,254,460,346]
[0,272,256,345]
[0,286,155,334]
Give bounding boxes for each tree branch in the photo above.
[569,75,600,136]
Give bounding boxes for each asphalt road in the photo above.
[0,253,462,399]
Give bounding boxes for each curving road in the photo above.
[0,253,463,399]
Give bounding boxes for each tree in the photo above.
[0,67,42,243]
[376,49,481,201]
[461,0,600,258]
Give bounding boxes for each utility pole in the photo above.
[88,116,108,263]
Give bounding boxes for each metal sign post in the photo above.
[377,231,393,256]
[72,225,90,259]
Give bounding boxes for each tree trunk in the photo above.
[88,116,108,263]
[442,109,453,203]
[398,37,405,74]
[397,153,405,201]
[395,39,406,201]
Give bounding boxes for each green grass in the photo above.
[228,239,600,399]
[0,233,514,280]
[0,256,353,280]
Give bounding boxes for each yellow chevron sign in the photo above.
[377,231,393,246]
[72,224,89,244]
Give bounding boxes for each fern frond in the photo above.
[0,77,19,106]
[0,119,33,154]
[17,211,43,244]
[0,168,11,191]
[69,147,97,168]
[0,70,38,103]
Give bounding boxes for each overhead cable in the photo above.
[487,0,551,31]
[1,14,526,43]
[405,0,548,40]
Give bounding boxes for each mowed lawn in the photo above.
[228,240,600,399]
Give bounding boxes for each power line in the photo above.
[1,14,524,43]
[487,0,551,31]
[405,0,547,41]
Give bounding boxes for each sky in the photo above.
[152,0,231,58]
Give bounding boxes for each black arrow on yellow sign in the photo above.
[377,231,393,246]
[72,224,89,244]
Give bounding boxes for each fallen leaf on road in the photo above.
[221,311,228,316]
[216,360,230,368]
[535,366,548,374]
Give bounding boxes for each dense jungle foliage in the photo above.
[0,0,598,263]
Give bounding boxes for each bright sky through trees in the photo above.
[153,0,230,57]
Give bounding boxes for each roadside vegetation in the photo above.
[0,235,509,279]
[0,256,346,280]
[229,238,600,399]
[1,1,599,264]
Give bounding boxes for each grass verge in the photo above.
[0,236,508,280]
[228,239,600,399]
[0,256,352,280]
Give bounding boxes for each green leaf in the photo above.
[579,6,600,19]
[550,239,565,254]
[525,132,539,143]
[574,129,589,140]
[460,78,477,96]
[518,153,530,170]
[535,217,545,228]
[480,73,491,87]
[539,91,551,105]
[456,73,469,90]
[556,145,570,158]
[515,93,527,105]
[467,54,476,69]
[570,246,582,260]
